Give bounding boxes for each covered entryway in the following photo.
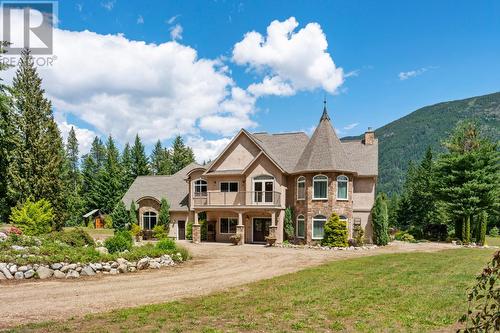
[178,220,186,240]
[252,217,271,243]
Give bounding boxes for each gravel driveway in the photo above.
[0,241,457,329]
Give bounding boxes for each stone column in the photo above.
[236,211,245,245]
[269,211,277,240]
[192,211,201,244]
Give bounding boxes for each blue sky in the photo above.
[4,0,500,160]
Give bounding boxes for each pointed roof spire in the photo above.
[320,97,330,121]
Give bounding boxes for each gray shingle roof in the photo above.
[251,132,310,173]
[341,139,379,176]
[293,109,356,174]
[121,162,202,211]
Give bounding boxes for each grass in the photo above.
[64,227,115,239]
[12,248,496,333]
[486,235,500,246]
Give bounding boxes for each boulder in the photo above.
[53,270,65,279]
[128,267,137,273]
[116,258,128,265]
[0,271,6,280]
[149,261,161,269]
[137,258,149,270]
[109,268,119,275]
[67,263,77,270]
[110,262,119,269]
[102,264,111,272]
[94,263,103,270]
[0,265,13,279]
[95,247,109,255]
[66,270,80,279]
[76,266,82,273]
[17,265,28,272]
[60,265,70,273]
[24,269,35,279]
[50,263,63,270]
[9,265,17,274]
[36,266,53,279]
[14,271,24,280]
[80,266,95,276]
[117,263,127,274]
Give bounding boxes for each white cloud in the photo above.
[247,76,294,97]
[101,1,115,11]
[398,66,436,80]
[186,136,231,163]
[233,17,344,97]
[167,15,180,25]
[343,122,359,130]
[169,24,183,40]
[76,4,83,12]
[137,15,144,24]
[57,119,97,156]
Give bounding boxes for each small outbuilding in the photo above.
[83,209,106,229]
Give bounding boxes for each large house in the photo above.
[122,105,378,244]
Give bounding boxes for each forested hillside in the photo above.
[345,91,500,195]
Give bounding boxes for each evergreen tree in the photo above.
[284,206,294,240]
[435,121,499,243]
[90,136,106,168]
[111,200,129,231]
[150,140,171,175]
[129,201,138,225]
[81,153,100,213]
[158,198,170,232]
[372,193,390,245]
[121,143,135,192]
[131,134,149,177]
[321,213,348,247]
[170,135,195,174]
[64,127,84,226]
[10,48,66,227]
[99,135,122,213]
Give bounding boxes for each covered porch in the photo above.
[191,208,284,245]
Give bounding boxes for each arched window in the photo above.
[312,215,327,240]
[143,211,157,230]
[296,215,305,238]
[336,175,348,200]
[313,175,328,200]
[194,179,207,197]
[297,176,305,200]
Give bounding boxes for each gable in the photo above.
[208,132,262,172]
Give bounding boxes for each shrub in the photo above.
[353,225,365,246]
[129,201,138,225]
[423,224,448,241]
[49,228,95,247]
[284,206,294,241]
[104,215,113,229]
[104,230,132,253]
[372,193,390,246]
[477,211,487,245]
[153,224,168,239]
[408,226,424,240]
[9,198,55,236]
[111,201,129,231]
[159,198,170,233]
[321,213,348,247]
[86,218,95,229]
[156,238,176,251]
[186,221,193,240]
[131,223,142,238]
[458,250,500,332]
[200,219,207,241]
[490,227,499,237]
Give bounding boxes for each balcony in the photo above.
[193,191,281,207]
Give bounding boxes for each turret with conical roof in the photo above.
[293,102,355,173]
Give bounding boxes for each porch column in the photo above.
[192,211,201,244]
[269,211,277,240]
[236,212,245,245]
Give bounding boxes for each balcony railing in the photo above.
[193,191,281,207]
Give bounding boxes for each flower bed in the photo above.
[275,242,378,251]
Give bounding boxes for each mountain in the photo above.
[344,91,500,195]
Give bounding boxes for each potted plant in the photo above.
[265,236,277,246]
[230,234,241,245]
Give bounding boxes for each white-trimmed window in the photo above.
[220,217,237,234]
[313,175,328,200]
[220,181,238,192]
[337,175,348,200]
[312,215,327,239]
[143,211,157,230]
[297,176,305,200]
[194,179,207,197]
[296,215,305,238]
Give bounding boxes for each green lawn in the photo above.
[486,236,500,246]
[64,227,114,240]
[13,248,496,333]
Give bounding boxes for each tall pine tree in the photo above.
[170,135,195,174]
[121,143,135,191]
[99,135,122,213]
[64,127,84,226]
[131,134,149,177]
[150,140,171,175]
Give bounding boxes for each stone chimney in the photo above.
[364,127,375,145]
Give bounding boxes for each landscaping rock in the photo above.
[36,266,53,279]
[14,271,24,280]
[60,265,70,273]
[67,263,77,270]
[53,270,65,279]
[66,270,80,279]
[128,267,136,273]
[111,262,119,269]
[137,258,149,270]
[76,266,82,273]
[17,265,28,272]
[51,263,63,270]
[118,263,127,273]
[11,245,25,251]
[117,258,127,265]
[0,265,13,279]
[81,266,95,276]
[103,264,111,272]
[0,271,6,280]
[95,247,109,255]
[109,268,119,275]
[0,232,7,241]
[9,265,17,274]
[24,269,35,279]
[149,261,161,269]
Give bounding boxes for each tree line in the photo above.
[0,48,195,229]
[371,121,499,245]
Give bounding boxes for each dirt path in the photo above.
[0,241,457,329]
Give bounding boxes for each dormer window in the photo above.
[312,175,328,200]
[336,175,348,200]
[297,176,305,200]
[194,179,207,197]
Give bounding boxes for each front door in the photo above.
[178,220,186,240]
[207,221,216,242]
[253,218,271,243]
